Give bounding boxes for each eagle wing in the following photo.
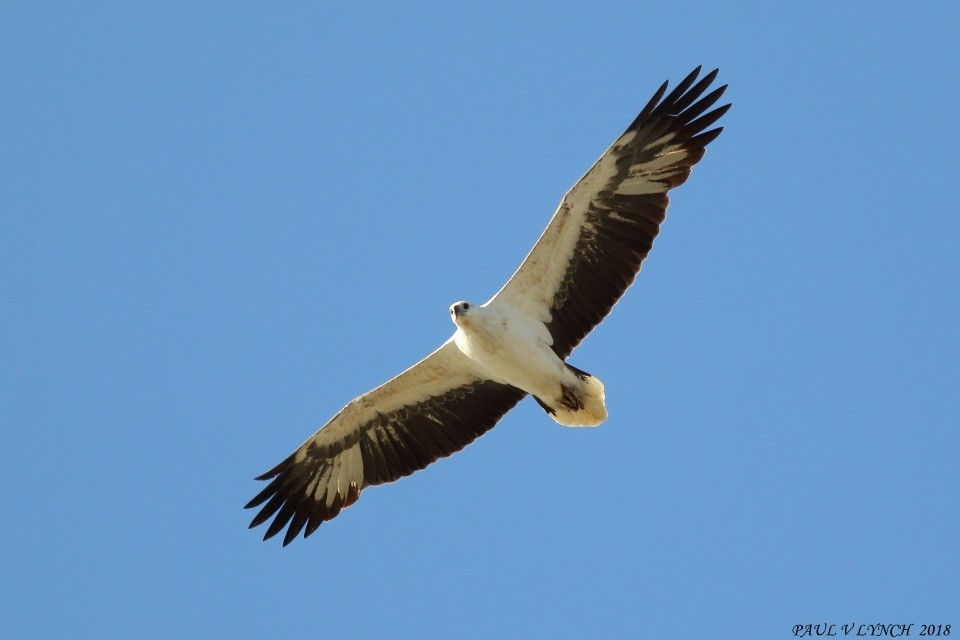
[489,67,729,359]
[245,340,525,545]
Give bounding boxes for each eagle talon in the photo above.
[560,384,584,411]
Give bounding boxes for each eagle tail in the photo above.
[535,365,607,427]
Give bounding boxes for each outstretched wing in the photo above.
[490,67,729,359]
[245,340,526,545]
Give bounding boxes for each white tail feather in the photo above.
[550,374,607,427]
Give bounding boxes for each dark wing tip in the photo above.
[633,80,670,125]
[691,126,725,149]
[253,461,286,482]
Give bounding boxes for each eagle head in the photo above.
[449,301,474,326]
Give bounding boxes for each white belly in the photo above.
[453,304,563,399]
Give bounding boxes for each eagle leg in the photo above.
[560,383,584,411]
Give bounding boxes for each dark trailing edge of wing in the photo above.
[245,380,526,545]
[546,66,729,359]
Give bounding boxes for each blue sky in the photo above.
[2,2,958,638]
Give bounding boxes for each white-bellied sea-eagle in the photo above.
[246,66,730,545]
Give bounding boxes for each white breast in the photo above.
[453,303,564,398]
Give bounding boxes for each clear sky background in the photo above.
[2,2,958,638]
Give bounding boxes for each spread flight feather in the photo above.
[246,66,730,545]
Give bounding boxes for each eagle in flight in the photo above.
[246,66,730,545]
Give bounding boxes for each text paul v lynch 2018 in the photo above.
[792,623,951,637]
